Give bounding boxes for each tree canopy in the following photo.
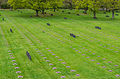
[74,0,120,19]
[7,0,120,19]
[74,0,101,19]
[51,0,64,12]
[102,0,120,19]
[8,0,64,16]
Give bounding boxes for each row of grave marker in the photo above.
[2,14,79,78]
[23,26,119,78]
[39,23,120,78]
[7,14,119,78]
[43,30,120,77]
[15,23,81,78]
[71,46,120,77]
[45,21,119,53]
[45,19,120,52]
[8,22,79,78]
[39,29,120,78]
[36,48,80,78]
[8,50,23,78]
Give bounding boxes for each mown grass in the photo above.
[0,9,120,79]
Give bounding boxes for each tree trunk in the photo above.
[84,7,88,14]
[42,9,44,14]
[106,8,109,12]
[10,7,12,11]
[54,8,55,12]
[0,3,1,9]
[36,10,39,16]
[93,11,97,19]
[102,8,104,11]
[84,9,87,14]
[112,9,114,19]
[69,3,72,10]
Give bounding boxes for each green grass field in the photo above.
[0,9,120,79]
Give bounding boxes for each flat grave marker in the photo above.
[18,76,23,78]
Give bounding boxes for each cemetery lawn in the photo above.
[0,9,120,79]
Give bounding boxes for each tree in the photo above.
[75,0,101,19]
[82,0,89,14]
[8,0,26,9]
[101,0,110,12]
[8,0,52,16]
[26,0,52,16]
[8,0,64,16]
[0,0,8,9]
[51,0,63,12]
[88,0,101,19]
[74,0,89,14]
[0,0,3,9]
[102,0,120,19]
[64,0,73,10]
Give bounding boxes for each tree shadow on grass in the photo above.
[10,11,120,22]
